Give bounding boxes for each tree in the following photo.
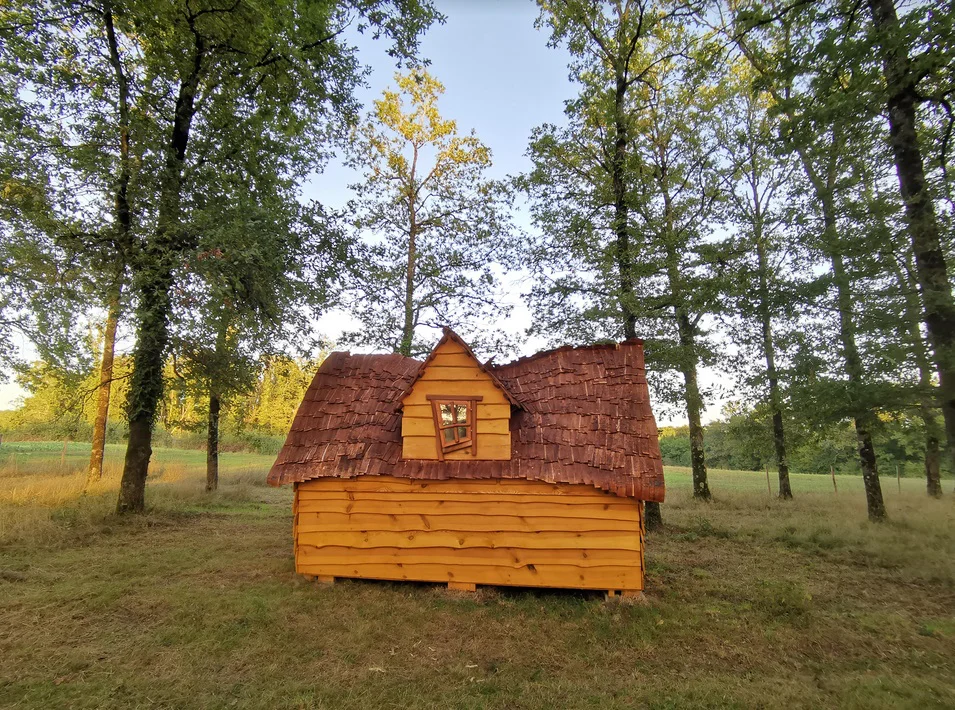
[111,0,440,513]
[2,2,442,504]
[885,231,946,497]
[866,0,955,475]
[728,2,890,520]
[524,1,719,522]
[6,360,93,444]
[856,157,946,496]
[170,194,346,491]
[626,38,725,504]
[0,0,132,413]
[341,68,513,358]
[238,355,322,436]
[86,1,133,488]
[715,64,799,499]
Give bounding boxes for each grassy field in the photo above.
[0,442,953,708]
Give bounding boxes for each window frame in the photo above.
[426,395,483,459]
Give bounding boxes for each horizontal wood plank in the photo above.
[296,545,641,568]
[402,434,511,448]
[293,476,644,592]
[428,352,482,368]
[419,366,491,382]
[403,380,509,405]
[296,498,640,520]
[297,476,608,497]
[295,529,641,551]
[432,341,468,356]
[296,512,641,534]
[400,417,511,437]
[402,434,510,460]
[296,491,626,506]
[295,561,643,591]
[448,581,476,591]
[403,403,512,420]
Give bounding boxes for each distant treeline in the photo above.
[0,354,319,456]
[659,411,953,478]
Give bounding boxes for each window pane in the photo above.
[439,404,453,426]
[443,428,456,443]
[457,426,468,440]
[455,404,468,423]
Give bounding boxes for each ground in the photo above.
[0,442,953,709]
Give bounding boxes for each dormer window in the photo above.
[399,329,518,461]
[427,395,482,459]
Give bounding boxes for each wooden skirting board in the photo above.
[302,573,640,599]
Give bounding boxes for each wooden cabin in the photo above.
[268,329,665,597]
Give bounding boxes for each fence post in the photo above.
[831,465,837,494]
[765,465,772,497]
[897,463,901,493]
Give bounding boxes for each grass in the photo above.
[0,442,953,708]
[0,443,275,547]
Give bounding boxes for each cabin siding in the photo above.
[400,339,512,461]
[294,476,644,592]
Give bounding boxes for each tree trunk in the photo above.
[684,363,710,500]
[86,290,120,487]
[117,30,203,514]
[399,224,416,357]
[88,3,130,488]
[644,499,663,531]
[787,126,886,520]
[889,243,943,497]
[855,414,887,520]
[663,216,711,501]
[117,263,174,513]
[611,70,637,340]
[398,145,419,358]
[118,415,151,512]
[827,216,887,521]
[868,0,955,473]
[755,237,792,499]
[739,24,887,519]
[676,311,710,500]
[924,424,942,497]
[206,390,220,492]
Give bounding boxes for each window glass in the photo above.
[440,404,454,426]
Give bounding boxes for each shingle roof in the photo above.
[267,337,665,501]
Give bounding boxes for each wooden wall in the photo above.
[401,338,512,460]
[294,476,645,593]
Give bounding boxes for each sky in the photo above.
[0,0,729,424]
[305,1,574,206]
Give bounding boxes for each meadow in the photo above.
[0,442,953,708]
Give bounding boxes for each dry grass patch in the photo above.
[0,443,278,548]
